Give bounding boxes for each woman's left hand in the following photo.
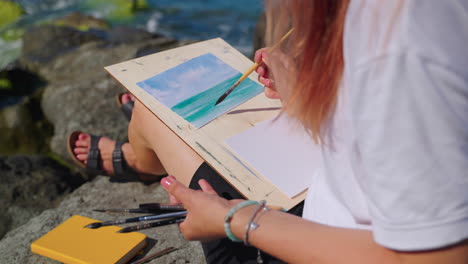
[161,175,243,241]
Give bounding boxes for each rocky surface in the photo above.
[0,93,51,155]
[0,176,205,263]
[18,18,186,165]
[0,155,85,239]
[0,12,205,263]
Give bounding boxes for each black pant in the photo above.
[189,163,304,264]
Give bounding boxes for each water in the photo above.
[171,73,263,128]
[0,0,263,69]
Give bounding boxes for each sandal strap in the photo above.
[86,135,103,175]
[121,100,134,121]
[112,141,125,178]
[112,141,139,181]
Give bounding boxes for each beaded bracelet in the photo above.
[224,200,259,242]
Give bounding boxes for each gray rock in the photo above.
[0,155,84,239]
[0,176,205,264]
[37,33,186,163]
[21,25,104,69]
[0,96,52,155]
[1,14,206,263]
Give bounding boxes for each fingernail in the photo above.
[161,177,174,188]
[259,77,266,84]
[168,175,176,180]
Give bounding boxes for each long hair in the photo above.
[265,0,349,142]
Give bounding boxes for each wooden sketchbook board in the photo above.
[105,38,306,210]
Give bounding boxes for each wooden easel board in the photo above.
[105,38,306,210]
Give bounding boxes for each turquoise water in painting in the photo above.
[171,73,263,128]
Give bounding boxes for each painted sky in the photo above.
[137,53,239,107]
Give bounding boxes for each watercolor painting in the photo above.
[136,53,263,128]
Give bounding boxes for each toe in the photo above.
[75,141,88,147]
[121,93,132,104]
[78,133,89,140]
[74,147,88,154]
[74,133,90,148]
[77,154,88,161]
[75,138,89,147]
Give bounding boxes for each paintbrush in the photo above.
[139,202,185,211]
[93,208,155,214]
[118,217,185,233]
[85,211,187,229]
[214,28,294,105]
[93,203,185,214]
[129,247,178,264]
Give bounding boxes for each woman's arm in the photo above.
[161,176,468,264]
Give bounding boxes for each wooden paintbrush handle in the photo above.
[237,28,293,84]
[237,62,261,84]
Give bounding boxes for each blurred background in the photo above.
[0,0,265,242]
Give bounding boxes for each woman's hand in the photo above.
[255,48,281,99]
[161,175,243,241]
[255,48,295,101]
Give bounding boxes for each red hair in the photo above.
[265,0,349,142]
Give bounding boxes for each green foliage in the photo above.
[0,0,23,28]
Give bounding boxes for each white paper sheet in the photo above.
[225,114,321,198]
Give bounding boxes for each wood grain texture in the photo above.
[105,38,306,210]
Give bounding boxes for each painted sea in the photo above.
[171,73,262,128]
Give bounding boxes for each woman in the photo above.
[159,0,468,263]
[71,0,468,262]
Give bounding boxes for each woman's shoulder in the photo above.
[346,0,468,72]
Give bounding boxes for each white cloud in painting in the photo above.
[137,53,238,107]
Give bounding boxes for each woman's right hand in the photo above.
[255,48,281,99]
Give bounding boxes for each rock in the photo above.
[0,155,85,239]
[0,63,45,97]
[20,25,104,70]
[0,176,205,263]
[0,95,52,155]
[0,12,206,263]
[105,26,161,44]
[0,11,189,163]
[30,25,184,162]
[54,11,110,31]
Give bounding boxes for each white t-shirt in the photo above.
[302,0,468,251]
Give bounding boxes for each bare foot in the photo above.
[72,132,137,175]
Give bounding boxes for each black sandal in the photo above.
[67,131,139,181]
[115,92,135,121]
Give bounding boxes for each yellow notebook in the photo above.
[31,215,147,264]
